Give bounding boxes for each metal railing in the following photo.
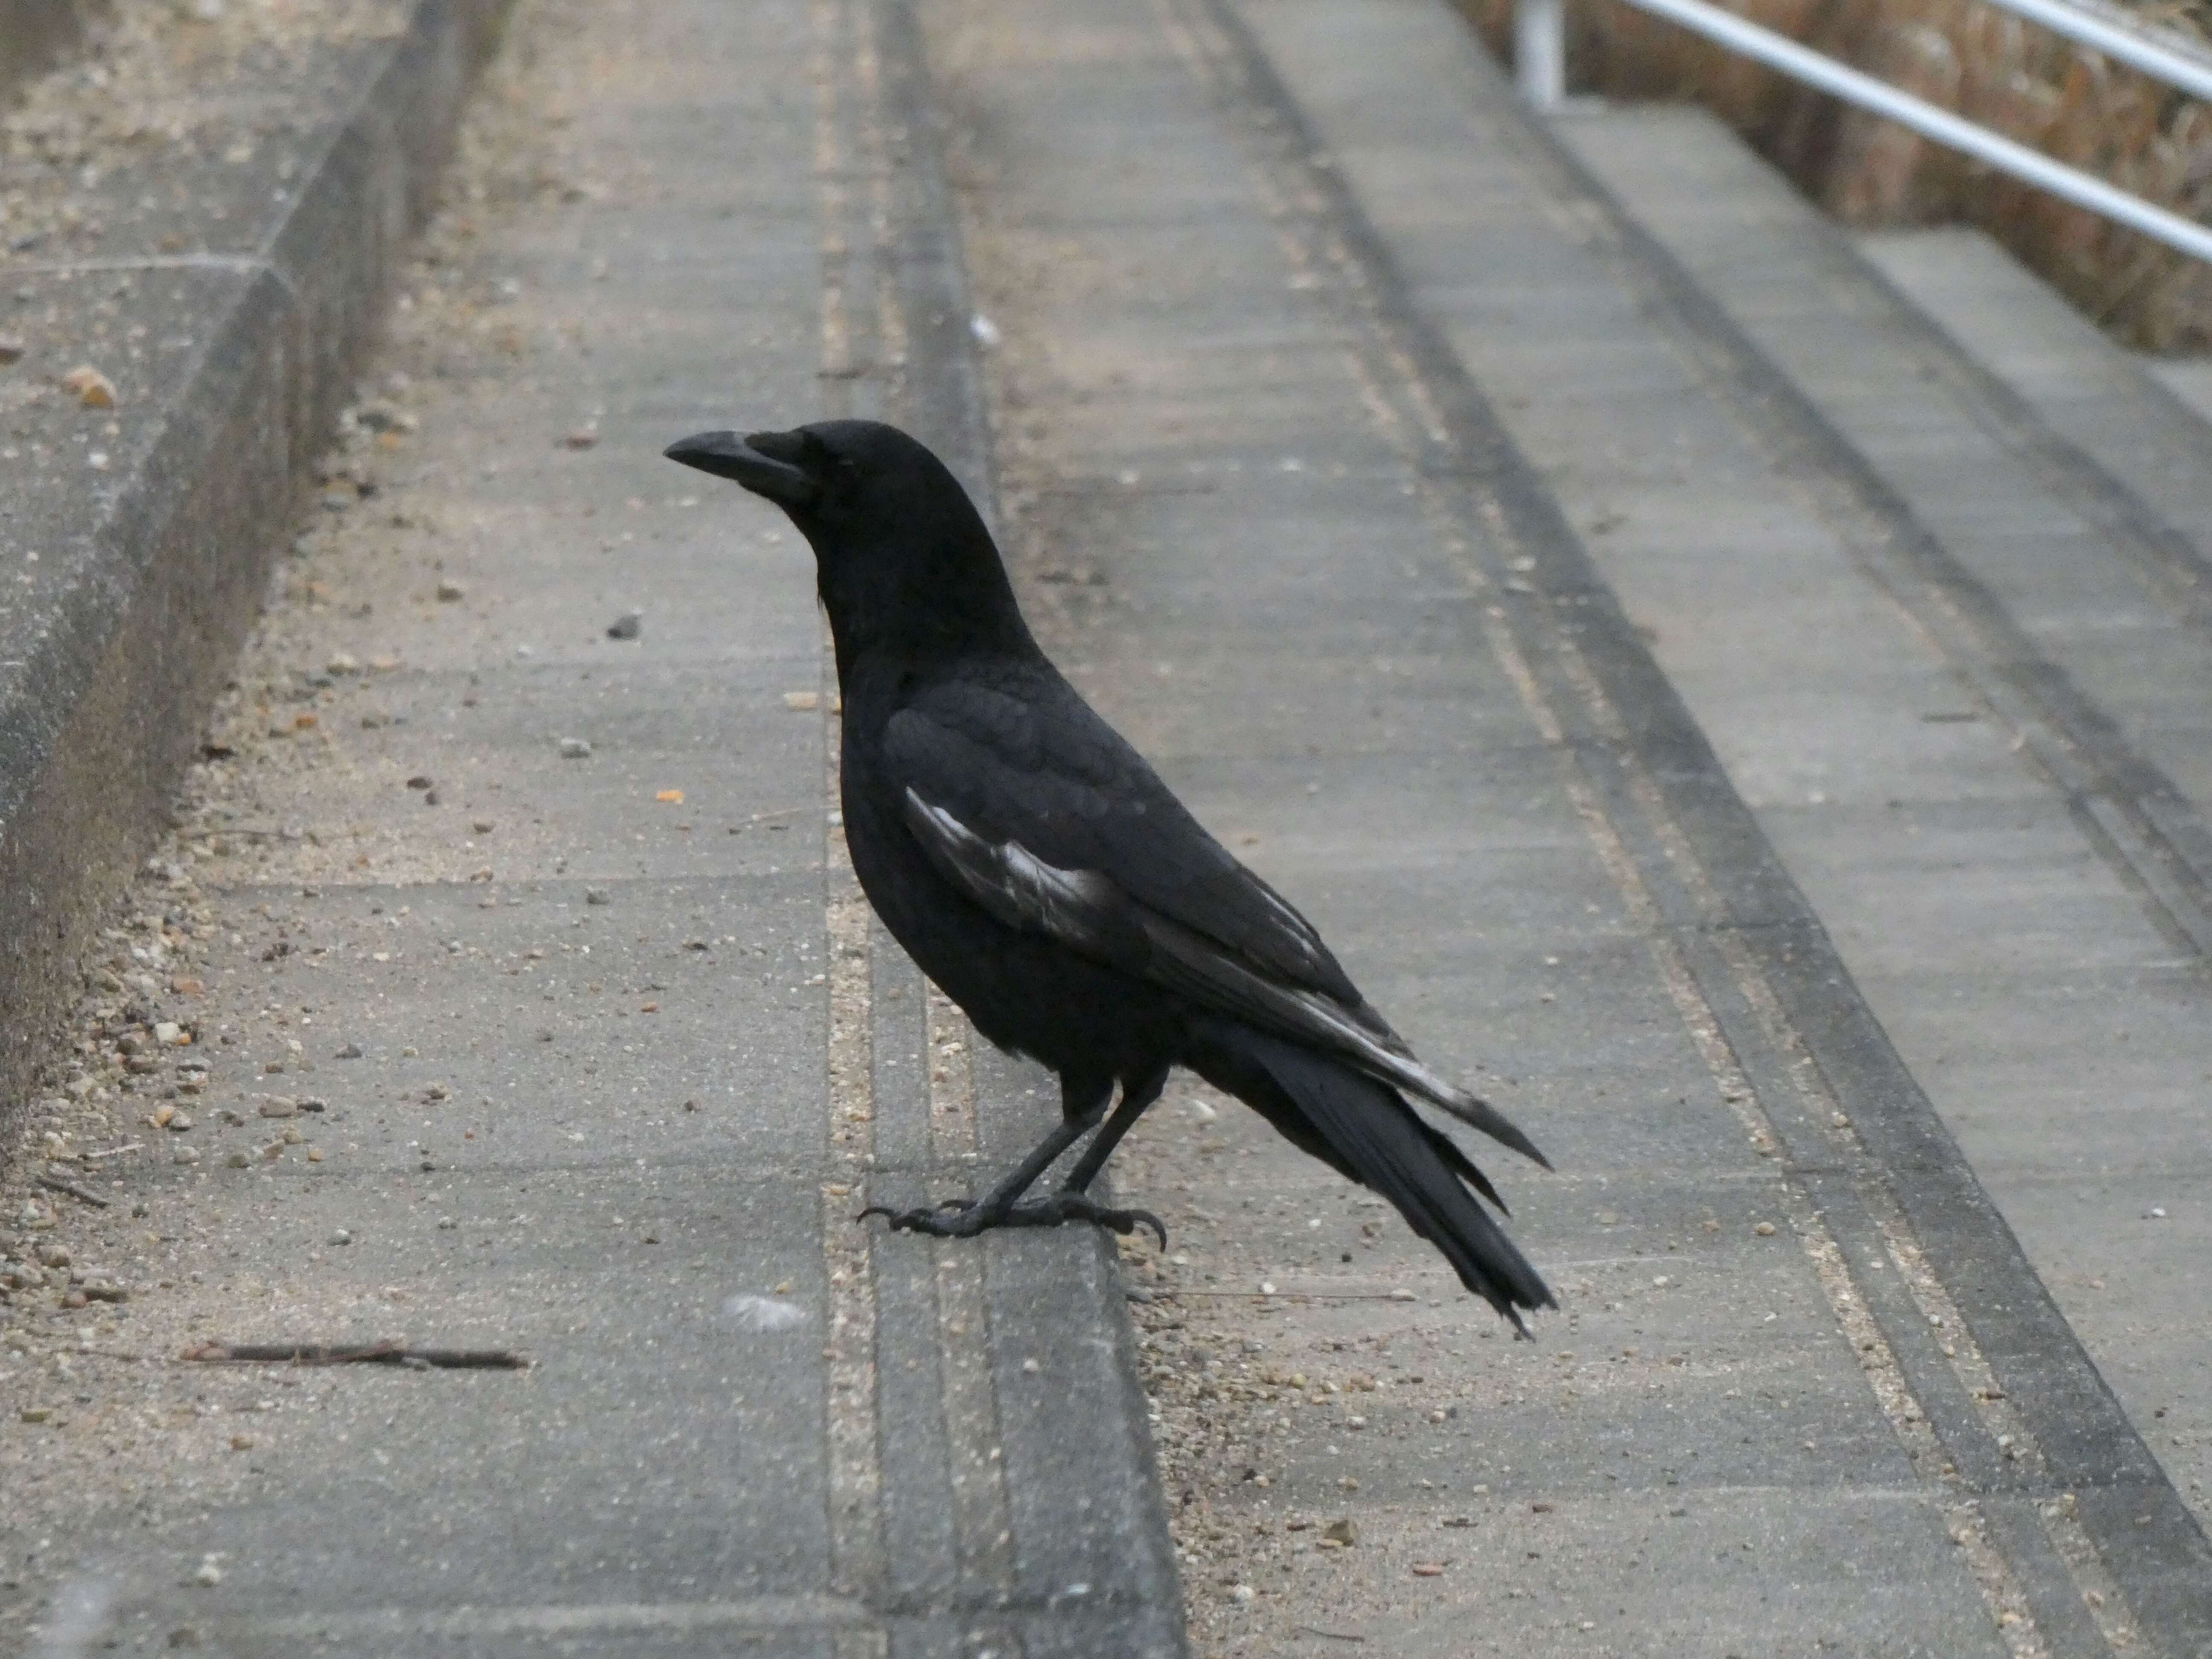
[1513,0,2212,265]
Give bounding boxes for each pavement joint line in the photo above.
[819,0,892,1629]
[236,1593,881,1637]
[6,254,301,306]
[926,981,1021,1603]
[1163,0,2208,1646]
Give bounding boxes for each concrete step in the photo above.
[1161,0,2212,1648]
[2145,355,2212,427]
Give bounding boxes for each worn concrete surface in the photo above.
[923,0,2209,1654]
[0,0,90,106]
[0,0,1178,1653]
[0,0,508,1155]
[6,0,2212,1652]
[928,0,2212,1653]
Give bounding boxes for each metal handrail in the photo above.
[1513,0,2212,266]
[1976,0,2212,105]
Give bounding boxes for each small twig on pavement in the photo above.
[81,1142,144,1160]
[1153,1289,1419,1302]
[180,1340,529,1369]
[36,1172,112,1208]
[1293,1627,1365,1643]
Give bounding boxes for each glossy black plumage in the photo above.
[666,418,1555,1327]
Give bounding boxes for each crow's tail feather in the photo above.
[1187,1020,1555,1331]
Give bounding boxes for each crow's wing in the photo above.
[885,674,1346,990]
[882,675,1546,1164]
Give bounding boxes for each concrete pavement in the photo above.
[0,0,1177,1652]
[928,0,2212,1650]
[4,0,2212,1652]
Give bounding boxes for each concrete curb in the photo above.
[872,0,1190,1641]
[0,0,510,1123]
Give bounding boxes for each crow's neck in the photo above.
[817,526,1039,675]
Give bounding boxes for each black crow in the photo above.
[666,419,1554,1327]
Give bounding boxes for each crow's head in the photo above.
[662,419,966,534]
[665,418,1029,659]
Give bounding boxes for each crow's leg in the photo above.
[862,1072,1170,1246]
[860,1075,1112,1237]
[969,1064,1172,1247]
[1060,1064,1168,1195]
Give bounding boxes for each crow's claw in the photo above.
[861,1192,1167,1249]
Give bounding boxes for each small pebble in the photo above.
[225,1150,251,1168]
[328,1229,352,1246]
[173,1148,200,1166]
[0,334,23,364]
[1230,1583,1256,1605]
[62,364,115,407]
[586,888,611,906]
[258,1097,297,1119]
[192,1563,221,1587]
[436,580,466,602]
[1754,1221,1777,1236]
[606,611,642,640]
[783,691,820,711]
[335,1043,363,1059]
[306,1147,326,1164]
[229,1434,254,1452]
[559,738,592,759]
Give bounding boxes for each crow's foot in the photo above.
[860,1191,1167,1249]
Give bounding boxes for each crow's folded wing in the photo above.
[884,679,1546,1165]
[885,678,1352,996]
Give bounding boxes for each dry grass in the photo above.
[1458,0,2212,348]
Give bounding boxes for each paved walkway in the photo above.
[930,0,2212,1650]
[4,0,2211,1653]
[1,0,1175,1653]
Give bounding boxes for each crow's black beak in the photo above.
[663,429,821,507]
